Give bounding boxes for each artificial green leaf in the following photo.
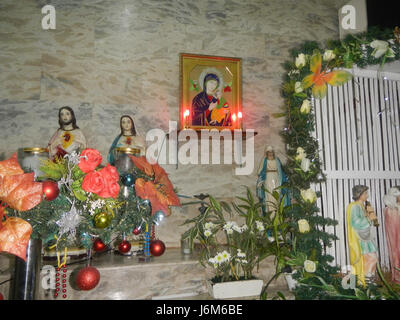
[277,291,287,300]
[72,166,85,180]
[209,196,221,213]
[220,201,232,214]
[272,112,287,118]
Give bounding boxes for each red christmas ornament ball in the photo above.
[75,266,100,291]
[150,239,166,257]
[93,238,107,252]
[118,240,131,254]
[133,227,141,235]
[43,181,60,201]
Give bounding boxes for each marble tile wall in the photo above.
[0,0,347,247]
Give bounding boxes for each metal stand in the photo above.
[10,238,42,300]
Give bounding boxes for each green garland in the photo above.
[280,26,400,299]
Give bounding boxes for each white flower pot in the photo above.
[207,279,263,299]
[284,272,298,292]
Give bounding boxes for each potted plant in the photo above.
[181,187,273,299]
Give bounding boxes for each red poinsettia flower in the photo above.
[152,162,167,182]
[224,86,231,92]
[129,156,154,177]
[135,177,178,216]
[129,156,180,215]
[0,153,43,212]
[0,153,41,261]
[0,212,33,261]
[0,153,24,178]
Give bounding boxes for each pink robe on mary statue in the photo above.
[384,207,400,284]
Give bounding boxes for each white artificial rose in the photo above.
[300,100,311,114]
[304,260,316,273]
[298,219,310,233]
[323,50,336,61]
[370,40,395,59]
[301,158,311,172]
[301,188,317,203]
[295,147,306,161]
[295,82,303,93]
[295,53,307,68]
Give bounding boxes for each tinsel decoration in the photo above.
[55,203,82,241]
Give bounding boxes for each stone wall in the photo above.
[0,0,347,250]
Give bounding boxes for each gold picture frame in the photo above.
[180,53,242,131]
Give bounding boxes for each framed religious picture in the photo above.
[180,53,242,131]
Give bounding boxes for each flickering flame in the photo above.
[232,113,237,121]
[184,110,190,118]
[238,112,243,119]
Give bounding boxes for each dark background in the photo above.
[367,0,399,29]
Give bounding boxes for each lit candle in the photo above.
[237,111,243,130]
[184,109,190,128]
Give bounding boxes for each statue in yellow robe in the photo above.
[346,185,378,287]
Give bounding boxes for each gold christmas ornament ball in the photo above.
[94,212,111,229]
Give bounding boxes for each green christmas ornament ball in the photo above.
[94,212,111,229]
